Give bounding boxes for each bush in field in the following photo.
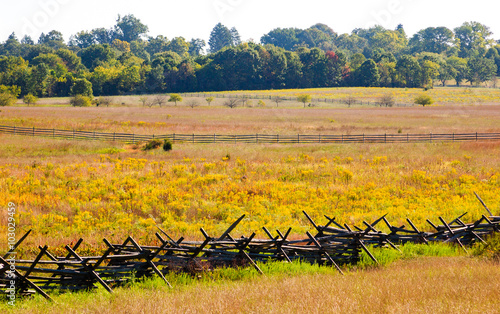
[224,98,240,108]
[99,96,113,107]
[0,92,16,106]
[23,93,38,106]
[70,95,92,107]
[143,139,163,151]
[414,94,434,107]
[297,94,312,108]
[205,96,215,106]
[169,94,183,106]
[378,94,395,107]
[0,85,19,106]
[163,139,173,151]
[474,233,500,262]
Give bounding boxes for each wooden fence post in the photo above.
[33,127,35,137]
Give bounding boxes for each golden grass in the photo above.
[8,257,500,313]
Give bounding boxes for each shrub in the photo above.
[473,233,500,262]
[143,139,163,151]
[378,94,395,107]
[169,94,183,106]
[99,96,113,107]
[163,139,173,151]
[414,94,434,107]
[23,93,38,106]
[70,95,92,107]
[0,92,16,107]
[297,94,312,108]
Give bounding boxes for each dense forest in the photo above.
[1,15,499,102]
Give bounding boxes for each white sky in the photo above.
[1,0,499,44]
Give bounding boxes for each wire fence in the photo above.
[180,92,413,107]
[1,125,499,145]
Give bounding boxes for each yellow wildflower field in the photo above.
[0,137,498,249]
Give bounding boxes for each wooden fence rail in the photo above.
[0,194,498,300]
[1,125,499,145]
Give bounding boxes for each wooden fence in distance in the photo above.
[1,125,500,145]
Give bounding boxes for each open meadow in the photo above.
[1,87,499,311]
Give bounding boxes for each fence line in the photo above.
[1,125,500,145]
[1,203,499,300]
[180,92,413,107]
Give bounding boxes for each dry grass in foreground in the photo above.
[9,257,500,313]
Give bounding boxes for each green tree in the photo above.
[0,92,16,106]
[357,59,380,87]
[414,94,434,106]
[437,61,456,86]
[349,53,366,72]
[396,55,421,87]
[409,27,455,54]
[168,37,189,57]
[38,30,65,49]
[168,94,183,106]
[205,96,215,106]
[188,39,206,56]
[419,60,440,87]
[261,28,299,51]
[79,44,115,71]
[0,33,22,56]
[69,31,96,49]
[447,56,468,86]
[71,78,93,97]
[115,14,149,42]
[209,23,234,53]
[23,93,38,106]
[454,22,493,58]
[297,94,312,107]
[466,57,497,86]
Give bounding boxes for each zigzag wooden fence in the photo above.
[1,195,498,301]
[1,124,500,145]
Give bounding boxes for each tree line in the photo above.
[0,15,499,104]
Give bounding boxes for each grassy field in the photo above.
[4,256,500,313]
[15,86,500,107]
[2,102,500,136]
[1,87,500,311]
